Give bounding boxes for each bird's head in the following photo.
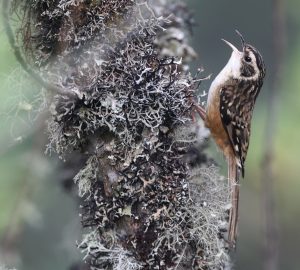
[222,30,266,82]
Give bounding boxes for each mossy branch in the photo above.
[5,0,231,269]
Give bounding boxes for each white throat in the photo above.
[207,50,242,106]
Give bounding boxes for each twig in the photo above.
[1,0,77,99]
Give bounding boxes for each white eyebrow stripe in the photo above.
[248,51,256,64]
[245,50,259,80]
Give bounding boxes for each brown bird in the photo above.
[196,31,266,247]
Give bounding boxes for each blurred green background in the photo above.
[1,0,300,269]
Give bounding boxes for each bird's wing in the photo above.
[219,83,255,177]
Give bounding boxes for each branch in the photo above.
[2,0,77,98]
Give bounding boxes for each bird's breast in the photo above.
[205,83,234,158]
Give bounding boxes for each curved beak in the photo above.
[221,39,240,53]
[235,30,246,48]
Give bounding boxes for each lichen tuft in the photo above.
[8,0,231,269]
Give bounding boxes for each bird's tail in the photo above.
[227,155,240,248]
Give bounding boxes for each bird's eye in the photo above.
[244,56,252,62]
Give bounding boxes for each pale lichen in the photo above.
[7,0,231,269]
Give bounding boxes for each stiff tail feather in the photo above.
[227,155,240,248]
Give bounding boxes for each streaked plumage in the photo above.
[205,31,265,247]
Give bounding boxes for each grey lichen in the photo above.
[39,1,197,156]
[189,167,230,269]
[78,231,143,270]
[7,0,231,269]
[74,155,98,198]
